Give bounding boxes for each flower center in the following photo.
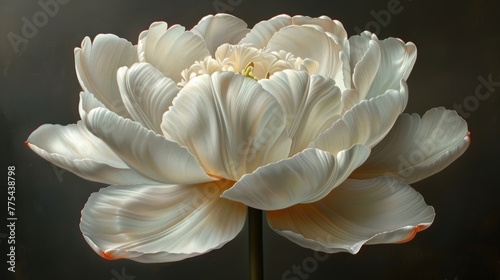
[242,62,258,80]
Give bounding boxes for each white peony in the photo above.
[27,14,469,262]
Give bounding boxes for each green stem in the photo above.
[249,207,263,280]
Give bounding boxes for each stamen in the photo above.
[242,62,258,80]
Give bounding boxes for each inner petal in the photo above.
[162,71,291,181]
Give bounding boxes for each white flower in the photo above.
[27,14,469,262]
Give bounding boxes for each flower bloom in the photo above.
[27,14,469,262]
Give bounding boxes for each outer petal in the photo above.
[353,107,470,184]
[86,107,214,184]
[162,72,292,181]
[221,145,370,210]
[80,181,246,262]
[26,121,155,185]
[191,14,249,56]
[75,34,137,117]
[265,25,348,91]
[259,70,342,155]
[349,32,417,100]
[267,177,435,254]
[117,63,179,133]
[310,80,408,154]
[138,22,210,83]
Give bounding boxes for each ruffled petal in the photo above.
[310,80,408,154]
[117,63,179,133]
[267,177,435,254]
[353,107,470,184]
[265,25,348,90]
[290,15,349,52]
[80,181,246,262]
[191,14,249,56]
[162,72,292,181]
[352,40,381,101]
[349,32,416,100]
[215,43,270,79]
[26,121,154,185]
[74,34,137,117]
[78,91,105,120]
[86,107,214,184]
[239,14,292,48]
[259,70,342,155]
[240,15,348,52]
[348,32,372,71]
[138,22,210,83]
[221,145,370,210]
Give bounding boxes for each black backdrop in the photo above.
[1,0,499,279]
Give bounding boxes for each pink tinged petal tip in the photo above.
[394,224,429,244]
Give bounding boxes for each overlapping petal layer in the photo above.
[311,80,408,154]
[192,13,249,56]
[259,70,342,155]
[349,32,416,101]
[138,22,210,83]
[85,106,214,184]
[117,63,179,133]
[75,34,138,117]
[162,72,292,181]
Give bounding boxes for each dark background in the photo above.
[1,0,499,279]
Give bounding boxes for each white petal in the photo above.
[352,40,381,101]
[86,107,214,184]
[191,14,249,56]
[78,91,105,120]
[341,88,360,112]
[80,181,246,262]
[290,15,349,52]
[75,34,137,117]
[215,44,270,79]
[26,121,155,185]
[267,177,435,254]
[349,32,417,100]
[138,22,210,83]
[353,107,470,184]
[162,72,292,181]
[310,80,408,154]
[221,145,370,210]
[239,14,292,48]
[117,63,179,133]
[348,32,373,71]
[259,70,342,155]
[240,15,349,52]
[265,25,348,91]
